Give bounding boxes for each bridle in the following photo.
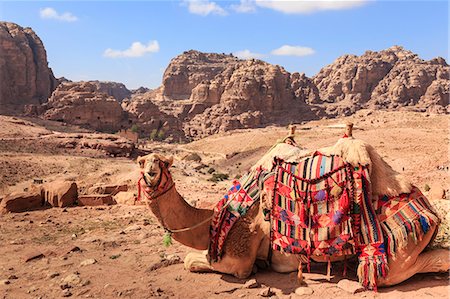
[137,160,175,203]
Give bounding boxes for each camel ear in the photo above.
[161,155,174,168]
[137,156,146,169]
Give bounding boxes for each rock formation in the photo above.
[154,51,319,139]
[43,81,127,132]
[0,22,57,115]
[313,46,449,116]
[162,50,240,100]
[88,80,132,101]
[2,21,447,142]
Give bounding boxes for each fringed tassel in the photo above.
[357,255,388,291]
[307,254,311,273]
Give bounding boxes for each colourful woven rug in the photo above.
[267,154,388,290]
[208,171,262,263]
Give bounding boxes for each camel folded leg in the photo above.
[378,223,449,287]
[184,251,213,273]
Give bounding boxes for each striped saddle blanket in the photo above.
[208,152,439,290]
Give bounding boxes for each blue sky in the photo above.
[1,1,448,89]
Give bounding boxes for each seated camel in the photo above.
[137,128,449,290]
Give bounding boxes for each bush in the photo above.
[130,124,139,133]
[207,173,229,182]
[150,129,165,141]
[207,167,216,174]
[424,184,431,192]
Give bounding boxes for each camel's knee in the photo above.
[184,251,212,273]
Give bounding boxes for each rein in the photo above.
[137,163,257,234]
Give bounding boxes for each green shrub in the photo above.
[150,129,166,141]
[130,124,139,133]
[207,173,229,182]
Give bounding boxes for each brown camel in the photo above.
[137,131,449,289]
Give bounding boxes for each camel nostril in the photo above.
[148,172,157,177]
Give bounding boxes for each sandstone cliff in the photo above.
[151,50,319,139]
[43,82,127,132]
[0,22,57,115]
[313,46,449,116]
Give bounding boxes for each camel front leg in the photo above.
[184,250,256,278]
[184,250,213,273]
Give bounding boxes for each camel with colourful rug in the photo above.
[137,124,449,291]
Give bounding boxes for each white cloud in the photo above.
[255,0,368,14]
[104,41,160,58]
[231,0,257,13]
[39,7,78,22]
[271,45,315,56]
[233,49,265,59]
[184,0,228,16]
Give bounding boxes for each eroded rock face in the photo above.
[162,50,240,100]
[43,82,127,132]
[159,51,318,139]
[0,22,57,115]
[88,81,132,101]
[313,46,449,116]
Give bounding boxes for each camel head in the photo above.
[137,153,174,189]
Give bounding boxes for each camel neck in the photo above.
[148,186,213,250]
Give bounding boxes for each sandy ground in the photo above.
[0,110,449,298]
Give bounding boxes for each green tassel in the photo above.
[163,231,172,247]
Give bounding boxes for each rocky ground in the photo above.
[0,110,449,298]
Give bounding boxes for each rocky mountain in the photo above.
[313,46,449,115]
[138,50,318,139]
[1,21,448,141]
[0,22,58,115]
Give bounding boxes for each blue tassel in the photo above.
[419,215,430,234]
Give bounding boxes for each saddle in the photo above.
[208,152,438,290]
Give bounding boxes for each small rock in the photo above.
[67,246,81,254]
[259,287,275,297]
[244,278,260,289]
[24,251,45,262]
[0,279,10,285]
[71,234,78,240]
[8,275,18,280]
[80,259,97,267]
[48,272,60,279]
[62,273,82,287]
[62,289,72,297]
[294,286,314,296]
[337,279,365,294]
[124,224,141,232]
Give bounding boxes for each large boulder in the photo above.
[0,192,43,214]
[0,22,57,115]
[42,181,78,207]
